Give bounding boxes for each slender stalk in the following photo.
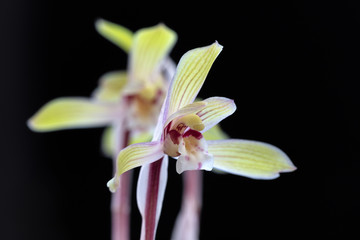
[111,129,132,240]
[111,171,132,240]
[144,158,164,240]
[183,170,202,214]
[171,170,203,240]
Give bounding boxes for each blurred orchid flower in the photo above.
[107,42,296,240]
[28,21,177,240]
[28,21,176,140]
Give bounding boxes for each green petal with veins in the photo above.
[95,19,133,53]
[28,97,119,132]
[208,139,296,179]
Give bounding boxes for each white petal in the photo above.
[176,132,213,174]
[137,155,169,240]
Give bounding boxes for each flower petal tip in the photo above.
[229,99,237,113]
[175,165,184,175]
[107,177,119,193]
[94,18,111,35]
[175,153,213,174]
[277,150,297,173]
[26,118,35,131]
[94,18,104,29]
[26,116,46,132]
[213,40,223,50]
[208,41,223,58]
[282,162,297,173]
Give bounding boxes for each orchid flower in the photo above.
[28,21,177,240]
[107,42,296,240]
[28,21,177,144]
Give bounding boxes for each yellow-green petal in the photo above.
[166,42,223,118]
[164,101,207,128]
[107,141,164,192]
[129,132,153,145]
[95,19,133,53]
[28,97,120,132]
[130,24,177,84]
[208,139,296,179]
[92,71,128,103]
[196,97,236,133]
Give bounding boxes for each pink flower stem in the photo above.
[171,170,203,240]
[183,170,202,213]
[144,158,164,240]
[111,130,132,240]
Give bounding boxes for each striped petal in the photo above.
[129,131,153,145]
[165,42,223,118]
[107,141,164,192]
[95,19,133,53]
[208,139,296,179]
[92,71,128,103]
[163,101,207,129]
[129,24,177,84]
[196,97,236,133]
[28,97,120,132]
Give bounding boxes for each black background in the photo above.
[1,0,359,239]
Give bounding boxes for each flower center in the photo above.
[126,83,165,132]
[138,83,159,102]
[176,114,205,132]
[163,113,205,157]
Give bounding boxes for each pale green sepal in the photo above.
[208,139,296,179]
[95,19,133,53]
[130,23,177,84]
[108,141,164,192]
[28,97,120,132]
[92,71,128,103]
[197,97,236,133]
[166,42,223,117]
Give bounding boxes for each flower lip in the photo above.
[169,129,181,145]
[182,129,202,139]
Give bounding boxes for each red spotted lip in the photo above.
[182,129,203,139]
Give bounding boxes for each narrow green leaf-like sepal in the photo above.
[28,98,120,132]
[208,139,296,179]
[166,42,223,118]
[92,71,128,103]
[130,24,177,84]
[95,19,133,52]
[108,141,164,192]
